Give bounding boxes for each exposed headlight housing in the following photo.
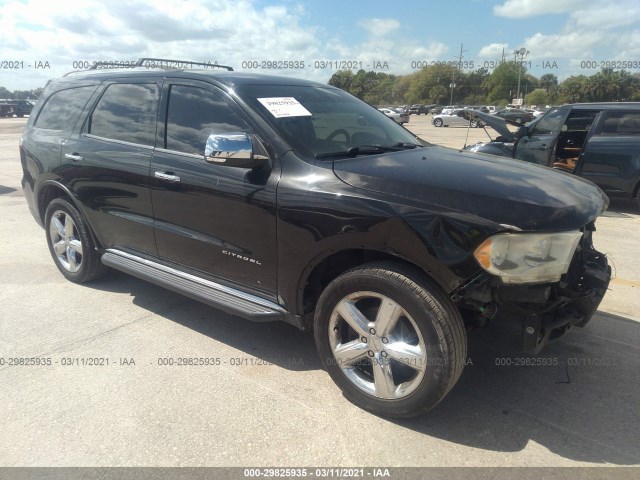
[474,231,582,284]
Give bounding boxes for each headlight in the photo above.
[474,231,582,284]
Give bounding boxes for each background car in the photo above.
[379,107,409,124]
[440,105,458,115]
[465,103,640,208]
[494,108,534,124]
[432,109,482,127]
[0,99,33,117]
[409,104,429,115]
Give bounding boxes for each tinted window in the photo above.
[563,110,599,132]
[165,85,250,155]
[89,83,158,146]
[598,111,640,135]
[35,86,97,130]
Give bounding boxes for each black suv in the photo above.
[21,59,610,418]
[466,103,640,208]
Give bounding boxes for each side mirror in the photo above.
[515,125,529,139]
[204,132,268,168]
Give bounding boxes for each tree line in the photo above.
[3,64,640,107]
[328,63,640,107]
[0,86,43,100]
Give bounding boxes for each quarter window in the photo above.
[88,83,158,146]
[165,85,250,155]
[35,86,97,130]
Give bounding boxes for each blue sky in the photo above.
[0,0,639,91]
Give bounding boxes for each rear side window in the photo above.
[34,86,97,130]
[165,85,250,155]
[597,111,640,135]
[88,83,158,146]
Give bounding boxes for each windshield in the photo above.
[236,84,426,159]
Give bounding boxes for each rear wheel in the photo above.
[314,262,467,418]
[45,198,106,283]
[434,118,443,127]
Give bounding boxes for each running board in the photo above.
[101,249,286,322]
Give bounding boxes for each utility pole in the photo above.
[450,43,467,105]
[514,47,529,105]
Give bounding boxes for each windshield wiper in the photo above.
[315,142,422,159]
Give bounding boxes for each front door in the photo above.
[150,80,279,300]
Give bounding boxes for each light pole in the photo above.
[514,47,529,104]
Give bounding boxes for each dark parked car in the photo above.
[0,99,33,117]
[0,99,15,117]
[494,108,534,124]
[466,104,640,208]
[21,59,610,418]
[409,104,429,115]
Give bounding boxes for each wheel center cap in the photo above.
[369,335,382,351]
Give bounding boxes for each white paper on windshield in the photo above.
[257,97,312,118]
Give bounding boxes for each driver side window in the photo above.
[530,108,566,135]
[165,85,250,155]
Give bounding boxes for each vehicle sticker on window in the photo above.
[257,97,312,118]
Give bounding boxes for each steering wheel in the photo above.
[326,129,350,143]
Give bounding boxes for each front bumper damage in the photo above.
[453,227,611,354]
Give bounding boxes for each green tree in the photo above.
[328,70,354,92]
[484,61,522,104]
[558,75,589,103]
[526,88,548,106]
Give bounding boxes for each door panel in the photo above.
[60,81,160,255]
[150,81,279,298]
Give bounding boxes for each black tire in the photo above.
[314,262,467,418]
[45,198,107,283]
[470,120,478,128]
[434,118,443,127]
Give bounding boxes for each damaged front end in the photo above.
[453,223,611,354]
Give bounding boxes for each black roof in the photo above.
[55,68,332,90]
[564,102,640,110]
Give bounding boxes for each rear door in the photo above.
[61,80,160,255]
[576,109,640,198]
[150,79,279,300]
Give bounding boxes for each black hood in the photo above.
[462,109,518,141]
[333,146,608,231]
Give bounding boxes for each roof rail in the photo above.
[133,58,233,71]
[63,58,233,77]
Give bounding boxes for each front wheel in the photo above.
[314,262,467,418]
[45,198,107,283]
[434,118,443,127]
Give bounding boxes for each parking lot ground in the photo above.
[1,117,639,468]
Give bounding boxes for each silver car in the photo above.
[432,109,482,128]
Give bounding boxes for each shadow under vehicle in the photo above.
[465,104,640,209]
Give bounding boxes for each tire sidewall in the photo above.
[45,198,97,283]
[314,268,460,417]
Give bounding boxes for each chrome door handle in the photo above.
[538,144,548,151]
[154,171,181,182]
[64,153,84,162]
